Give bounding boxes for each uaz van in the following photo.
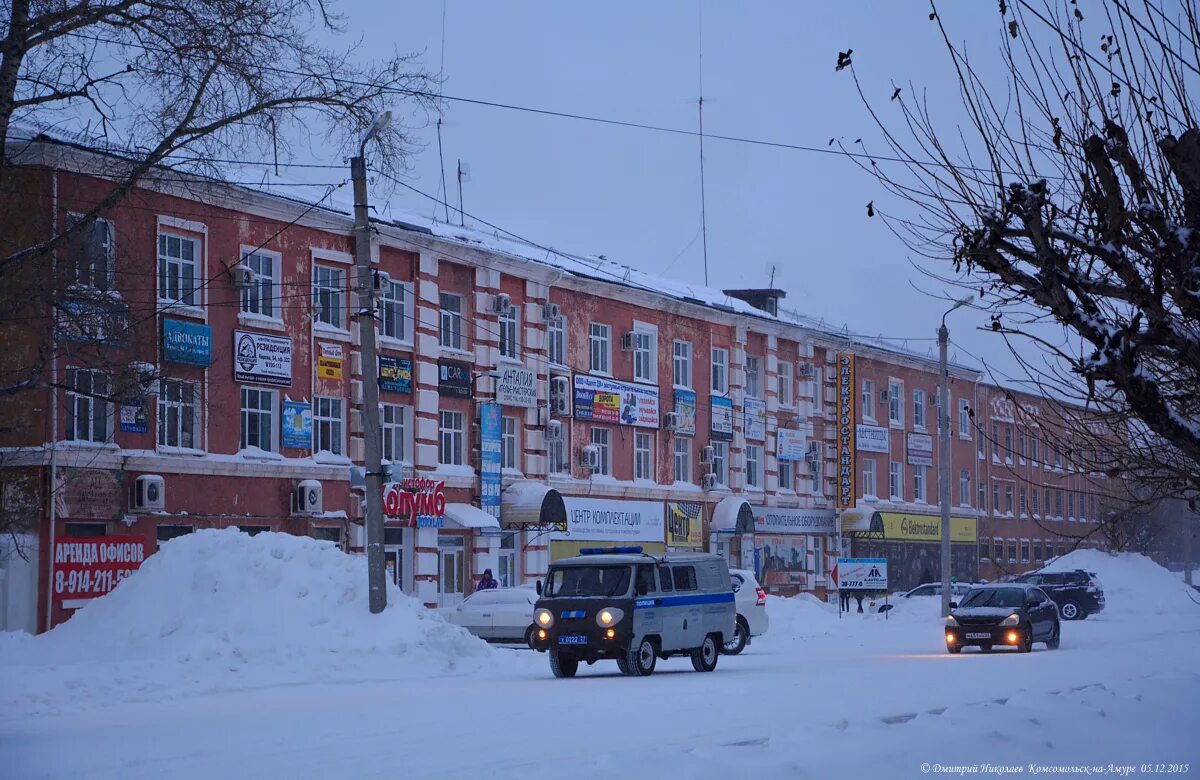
[530,547,736,678]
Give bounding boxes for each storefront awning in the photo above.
[711,495,755,534]
[443,503,500,531]
[838,508,882,533]
[500,481,567,529]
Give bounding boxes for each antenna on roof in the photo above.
[767,263,778,288]
[456,159,471,227]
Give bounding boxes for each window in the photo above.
[1031,435,1040,464]
[1004,428,1014,461]
[157,525,194,544]
[978,483,986,512]
[710,348,729,391]
[240,250,278,319]
[381,403,409,463]
[65,522,107,538]
[501,416,519,471]
[1005,484,1014,515]
[863,459,877,497]
[239,387,275,452]
[548,316,566,366]
[1007,539,1017,563]
[66,368,111,443]
[862,380,875,419]
[312,526,341,544]
[779,458,794,491]
[67,216,114,291]
[913,389,926,429]
[889,461,902,500]
[1032,489,1040,517]
[673,437,691,483]
[981,538,991,561]
[1067,491,1076,521]
[745,356,761,398]
[158,232,200,306]
[809,447,822,494]
[888,380,902,424]
[589,323,611,375]
[548,424,570,475]
[632,329,655,383]
[672,566,698,591]
[1021,540,1030,564]
[812,367,823,413]
[711,441,728,486]
[745,445,762,489]
[381,279,411,341]
[312,265,345,329]
[1033,540,1043,562]
[913,465,926,502]
[992,483,1001,515]
[958,399,971,438]
[499,302,520,360]
[314,397,344,455]
[635,432,653,481]
[1054,489,1063,518]
[439,411,465,466]
[439,292,463,349]
[812,543,824,577]
[1054,438,1063,470]
[238,525,270,536]
[778,361,793,406]
[590,427,610,476]
[157,378,199,449]
[1019,487,1028,516]
[1045,489,1052,518]
[672,340,692,388]
[657,566,674,592]
[959,469,971,506]
[1018,431,1027,462]
[991,424,999,461]
[977,432,985,460]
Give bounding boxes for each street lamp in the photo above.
[939,295,973,618]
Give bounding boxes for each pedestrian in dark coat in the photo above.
[477,569,499,590]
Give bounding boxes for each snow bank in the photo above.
[1042,549,1200,617]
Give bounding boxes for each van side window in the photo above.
[657,566,674,592]
[673,565,698,591]
[635,565,655,595]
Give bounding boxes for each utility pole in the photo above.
[939,296,971,617]
[353,111,391,615]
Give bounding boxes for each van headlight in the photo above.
[1000,614,1020,626]
[535,609,554,628]
[596,607,625,627]
[945,615,958,626]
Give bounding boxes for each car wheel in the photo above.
[691,634,720,672]
[1045,622,1060,649]
[524,625,537,648]
[549,651,579,678]
[1060,601,1082,620]
[1019,631,1033,653]
[625,637,657,677]
[723,617,749,655]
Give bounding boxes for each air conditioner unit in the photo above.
[295,480,323,515]
[662,412,680,431]
[797,363,815,379]
[230,262,256,290]
[550,376,571,416]
[373,270,392,290]
[492,292,512,314]
[131,475,165,511]
[545,419,563,442]
[701,473,718,490]
[879,389,890,403]
[579,444,600,470]
[700,445,715,464]
[620,332,636,351]
[542,303,561,321]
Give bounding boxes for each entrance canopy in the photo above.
[711,495,754,534]
[442,503,500,531]
[838,508,882,533]
[500,481,567,529]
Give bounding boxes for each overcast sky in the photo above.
[328,2,1031,380]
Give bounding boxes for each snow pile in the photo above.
[0,529,496,714]
[1043,548,1200,618]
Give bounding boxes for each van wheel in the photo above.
[625,638,657,676]
[691,634,720,672]
[524,625,537,648]
[549,651,578,678]
[616,655,631,675]
[723,617,749,655]
[1060,601,1082,620]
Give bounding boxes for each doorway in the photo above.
[438,534,466,606]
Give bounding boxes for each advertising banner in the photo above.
[572,374,659,428]
[282,399,312,449]
[480,403,502,522]
[836,557,888,591]
[53,536,147,600]
[673,389,697,436]
[495,365,537,408]
[666,502,704,549]
[710,396,734,440]
[163,318,212,366]
[835,353,857,510]
[752,506,837,535]
[906,432,934,467]
[383,478,447,528]
[879,513,977,543]
[378,356,412,394]
[758,535,810,588]
[438,360,472,398]
[120,399,147,433]
[777,428,807,461]
[744,397,767,441]
[856,424,889,453]
[317,342,344,380]
[552,497,665,542]
[55,468,124,520]
[234,330,292,386]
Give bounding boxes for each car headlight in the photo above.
[535,608,554,628]
[596,607,625,627]
[945,615,958,626]
[1000,614,1020,626]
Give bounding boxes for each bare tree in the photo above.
[844,0,1200,501]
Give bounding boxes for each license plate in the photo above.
[558,634,588,645]
[966,632,991,640]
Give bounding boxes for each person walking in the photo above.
[477,569,499,591]
[839,588,851,613]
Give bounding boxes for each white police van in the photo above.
[530,547,736,678]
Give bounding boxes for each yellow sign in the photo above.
[836,353,857,510]
[318,342,344,380]
[666,502,704,549]
[879,512,978,543]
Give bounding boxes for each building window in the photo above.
[157,378,199,450]
[313,397,344,455]
[501,416,519,471]
[1005,484,1014,515]
[66,368,111,443]
[548,316,566,366]
[888,380,902,425]
[633,329,656,383]
[1054,438,1063,470]
[239,387,275,452]
[745,445,762,489]
[439,292,464,349]
[312,265,345,329]
[978,483,986,512]
[1021,539,1030,564]
[634,431,654,481]
[811,367,823,413]
[1018,431,1027,461]
[889,461,902,500]
[1019,486,1027,516]
[1054,489,1063,518]
[1067,491,1076,521]
[779,459,794,491]
[673,340,692,388]
[959,469,971,506]
[439,410,465,466]
[1031,435,1040,464]
[913,465,926,503]
[157,525,194,544]
[959,399,971,438]
[381,279,411,341]
[548,425,570,475]
[590,427,610,476]
[240,250,278,319]
[863,459,877,497]
[913,389,926,429]
[1045,488,1052,518]
[711,347,728,393]
[977,431,985,460]
[745,356,761,398]
[1031,489,1040,517]
[158,232,200,306]
[809,447,822,494]
[673,437,691,483]
[499,301,520,360]
[862,379,875,419]
[711,441,728,486]
[589,323,611,375]
[67,215,115,291]
[992,482,1001,515]
[1033,539,1043,562]
[1004,427,1014,461]
[991,424,999,461]
[981,537,991,561]
[774,361,793,406]
[381,403,409,463]
[1007,538,1017,564]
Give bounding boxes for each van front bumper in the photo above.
[530,623,632,656]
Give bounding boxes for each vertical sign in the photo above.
[836,352,857,510]
[480,402,502,523]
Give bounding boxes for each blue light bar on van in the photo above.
[579,546,644,555]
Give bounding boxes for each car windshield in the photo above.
[959,588,1026,608]
[544,565,632,598]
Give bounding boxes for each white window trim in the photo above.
[589,323,612,377]
[312,264,349,334]
[889,461,903,502]
[745,444,763,491]
[439,292,466,352]
[672,339,692,390]
[238,245,283,323]
[156,377,203,454]
[632,321,658,385]
[156,226,206,318]
[239,387,279,456]
[380,403,413,467]
[379,279,416,348]
[912,388,927,431]
[310,246,353,265]
[862,379,876,422]
[65,367,114,444]
[313,396,346,457]
[439,410,466,466]
[498,302,522,364]
[958,399,972,440]
[888,378,904,427]
[777,361,794,408]
[548,316,567,368]
[634,430,654,482]
[711,347,729,394]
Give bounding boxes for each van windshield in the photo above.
[544,565,632,598]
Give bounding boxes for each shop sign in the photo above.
[383,478,447,527]
[317,342,343,380]
[777,428,806,461]
[710,396,734,440]
[55,468,124,520]
[234,330,292,386]
[120,399,147,434]
[835,353,857,510]
[53,536,147,600]
[163,318,212,366]
[757,535,810,588]
[480,403,502,522]
[282,398,312,449]
[744,397,767,441]
[572,374,659,428]
[906,432,934,467]
[666,502,704,549]
[438,359,472,398]
[752,506,837,535]
[856,424,889,453]
[495,366,537,408]
[880,512,977,543]
[552,497,665,542]
[837,557,888,591]
[378,356,412,394]
[672,389,697,436]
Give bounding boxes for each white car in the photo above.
[438,588,538,644]
[724,569,769,655]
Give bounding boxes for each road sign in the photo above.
[836,557,888,590]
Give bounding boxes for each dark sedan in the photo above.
[945,584,1061,654]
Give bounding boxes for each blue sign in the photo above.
[378,355,412,394]
[480,402,502,522]
[710,395,734,440]
[120,399,147,433]
[163,318,212,366]
[282,399,312,449]
[673,389,697,436]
